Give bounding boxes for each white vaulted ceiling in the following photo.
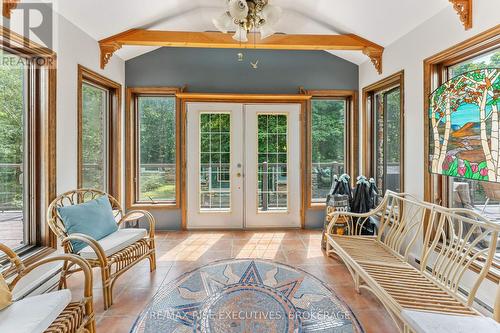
[50,0,451,64]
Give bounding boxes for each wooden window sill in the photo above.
[309,203,327,210]
[127,203,180,210]
[1,246,56,278]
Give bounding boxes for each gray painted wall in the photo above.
[125,47,358,230]
[126,47,358,93]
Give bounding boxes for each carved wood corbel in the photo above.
[363,47,383,75]
[449,0,472,30]
[3,0,20,19]
[99,41,122,69]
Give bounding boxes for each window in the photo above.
[310,99,346,202]
[126,88,180,209]
[424,27,500,280]
[77,65,121,198]
[306,91,357,206]
[363,71,404,193]
[138,96,177,203]
[0,51,28,250]
[444,48,500,218]
[373,86,402,192]
[81,82,109,190]
[0,26,56,255]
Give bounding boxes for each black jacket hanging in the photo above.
[351,176,376,235]
[369,178,379,209]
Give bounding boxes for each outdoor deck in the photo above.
[0,211,23,249]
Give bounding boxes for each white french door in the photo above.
[244,104,301,228]
[187,103,244,229]
[186,102,300,229]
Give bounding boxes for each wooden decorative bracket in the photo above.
[449,0,472,30]
[99,29,384,74]
[3,0,19,19]
[363,47,383,75]
[99,41,123,69]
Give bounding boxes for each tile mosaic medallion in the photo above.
[131,259,363,333]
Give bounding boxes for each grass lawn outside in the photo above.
[140,184,176,201]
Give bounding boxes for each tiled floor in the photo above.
[67,230,398,333]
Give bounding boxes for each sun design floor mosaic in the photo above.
[131,259,363,333]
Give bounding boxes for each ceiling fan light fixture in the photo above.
[213,0,281,41]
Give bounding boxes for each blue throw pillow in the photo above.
[57,196,118,253]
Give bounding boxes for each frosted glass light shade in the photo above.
[261,4,282,26]
[228,0,249,21]
[212,12,234,33]
[259,24,275,40]
[232,27,248,42]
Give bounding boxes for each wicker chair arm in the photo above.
[118,210,156,238]
[0,243,25,275]
[62,234,108,265]
[9,254,93,301]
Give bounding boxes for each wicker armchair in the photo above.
[0,243,95,333]
[47,189,156,310]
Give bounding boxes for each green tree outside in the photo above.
[311,99,346,200]
[0,53,25,210]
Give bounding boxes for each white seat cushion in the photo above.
[79,228,148,259]
[402,309,500,333]
[0,289,71,333]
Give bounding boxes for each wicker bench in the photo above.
[326,191,500,332]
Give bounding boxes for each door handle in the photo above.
[236,172,242,177]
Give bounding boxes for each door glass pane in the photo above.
[0,51,27,249]
[258,114,288,212]
[138,96,176,202]
[311,99,346,202]
[200,113,231,211]
[81,82,108,191]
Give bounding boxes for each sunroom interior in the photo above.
[0,1,499,332]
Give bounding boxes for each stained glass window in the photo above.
[440,49,500,223]
[429,68,500,183]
